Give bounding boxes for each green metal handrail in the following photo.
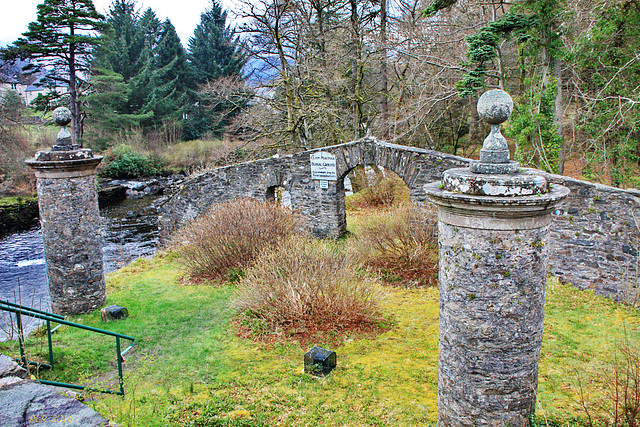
[0,299,134,396]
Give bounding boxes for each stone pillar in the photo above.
[25,107,105,315]
[425,90,569,426]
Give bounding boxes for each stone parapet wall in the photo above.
[158,138,469,239]
[158,138,639,302]
[541,173,640,302]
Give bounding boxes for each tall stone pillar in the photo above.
[425,90,569,426]
[25,107,105,315]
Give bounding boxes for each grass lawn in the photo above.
[2,187,639,426]
[2,251,638,426]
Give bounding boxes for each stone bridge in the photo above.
[158,137,640,303]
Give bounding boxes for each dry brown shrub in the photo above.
[170,198,307,281]
[349,204,438,286]
[0,125,36,195]
[579,336,640,427]
[348,171,410,210]
[606,339,640,427]
[232,235,387,334]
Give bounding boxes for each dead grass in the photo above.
[0,125,36,195]
[348,204,439,286]
[577,335,640,427]
[347,171,410,210]
[170,198,308,282]
[162,138,240,173]
[232,235,389,345]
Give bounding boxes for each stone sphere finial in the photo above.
[477,89,513,125]
[468,89,519,174]
[52,107,72,127]
[52,107,74,150]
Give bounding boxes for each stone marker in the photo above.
[26,107,105,315]
[425,90,569,426]
[101,305,129,322]
[304,346,337,376]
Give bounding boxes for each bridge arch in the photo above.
[159,137,469,239]
[158,136,640,301]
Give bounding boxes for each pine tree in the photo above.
[3,0,106,142]
[188,0,247,86]
[84,68,152,149]
[184,0,248,139]
[127,8,162,114]
[95,0,144,83]
[143,19,195,126]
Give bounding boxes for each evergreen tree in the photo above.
[84,68,152,149]
[95,0,144,83]
[127,8,162,114]
[188,0,247,86]
[137,7,162,51]
[0,90,25,122]
[184,0,248,139]
[143,19,195,126]
[3,0,106,142]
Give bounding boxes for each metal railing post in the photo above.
[15,307,26,368]
[116,336,124,395]
[1,299,134,396]
[46,319,54,368]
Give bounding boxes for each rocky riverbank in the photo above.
[98,174,185,200]
[0,196,39,236]
[0,175,185,236]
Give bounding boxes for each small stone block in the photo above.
[304,346,336,376]
[101,305,129,322]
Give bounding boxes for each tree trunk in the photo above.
[379,0,389,139]
[274,20,299,148]
[468,96,480,148]
[553,57,564,174]
[68,24,81,145]
[350,0,363,139]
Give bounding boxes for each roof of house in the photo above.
[0,73,20,85]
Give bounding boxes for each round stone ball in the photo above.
[52,107,72,127]
[477,89,513,124]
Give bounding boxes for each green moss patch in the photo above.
[0,195,39,235]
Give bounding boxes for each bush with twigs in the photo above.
[349,204,438,286]
[607,339,640,427]
[171,198,307,282]
[232,235,387,334]
[348,171,409,209]
[0,125,37,195]
[578,335,640,427]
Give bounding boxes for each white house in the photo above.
[23,82,69,105]
[0,75,28,103]
[0,72,68,106]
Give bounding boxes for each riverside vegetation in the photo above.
[0,175,639,426]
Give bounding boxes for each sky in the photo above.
[0,0,240,48]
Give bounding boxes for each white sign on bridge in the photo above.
[310,152,337,181]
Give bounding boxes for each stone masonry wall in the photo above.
[541,173,640,302]
[158,137,469,238]
[159,137,640,302]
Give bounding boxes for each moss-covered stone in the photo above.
[0,196,39,235]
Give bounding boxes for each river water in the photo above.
[0,196,160,339]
